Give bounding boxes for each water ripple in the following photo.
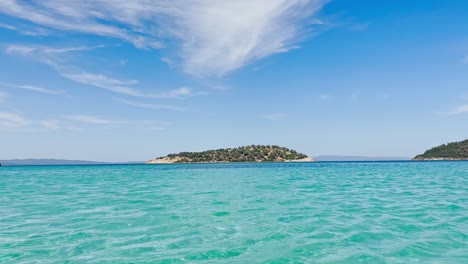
[0,162,467,263]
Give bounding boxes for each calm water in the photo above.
[0,162,467,263]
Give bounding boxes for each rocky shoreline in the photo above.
[146,157,316,164]
[413,157,468,161]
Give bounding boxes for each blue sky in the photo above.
[0,0,467,162]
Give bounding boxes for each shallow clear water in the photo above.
[0,162,467,263]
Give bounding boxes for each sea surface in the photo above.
[0,162,467,263]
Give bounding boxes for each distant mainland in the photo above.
[0,159,140,166]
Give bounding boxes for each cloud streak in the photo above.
[443,105,468,115]
[59,70,195,98]
[117,99,185,111]
[4,45,198,99]
[39,120,60,129]
[160,0,329,76]
[0,82,65,95]
[263,113,286,121]
[0,112,30,129]
[60,115,117,124]
[5,44,107,56]
[0,0,329,77]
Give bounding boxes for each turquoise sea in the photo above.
[1,162,467,263]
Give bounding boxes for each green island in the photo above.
[147,145,315,164]
[414,139,468,160]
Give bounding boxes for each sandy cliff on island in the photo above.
[284,157,316,162]
[147,156,183,164]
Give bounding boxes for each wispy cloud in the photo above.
[0,112,30,129]
[349,22,370,32]
[5,44,199,98]
[60,115,117,124]
[0,0,329,77]
[0,111,172,132]
[117,99,185,111]
[319,94,331,100]
[263,113,286,121]
[0,22,16,30]
[59,70,195,98]
[0,1,162,49]
[59,115,171,131]
[39,119,85,132]
[441,105,468,115]
[0,82,64,95]
[21,28,49,36]
[39,119,60,129]
[159,0,329,77]
[0,20,50,36]
[5,44,107,56]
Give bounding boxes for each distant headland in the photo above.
[413,139,468,161]
[147,145,315,164]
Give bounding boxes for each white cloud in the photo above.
[61,115,116,124]
[0,0,329,77]
[349,22,370,31]
[0,1,162,49]
[117,99,185,111]
[160,0,328,77]
[59,71,140,96]
[5,45,36,56]
[0,112,30,129]
[0,82,64,95]
[443,105,468,115]
[21,29,49,36]
[0,20,50,35]
[319,94,330,100]
[5,44,107,56]
[5,44,199,98]
[0,22,16,30]
[263,113,286,121]
[59,70,195,98]
[40,119,60,129]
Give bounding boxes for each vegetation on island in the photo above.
[414,139,468,160]
[150,145,312,163]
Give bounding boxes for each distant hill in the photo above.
[147,145,315,164]
[0,159,109,166]
[414,140,468,160]
[315,155,410,161]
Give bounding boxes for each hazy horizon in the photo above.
[1,0,467,162]
[0,154,412,164]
